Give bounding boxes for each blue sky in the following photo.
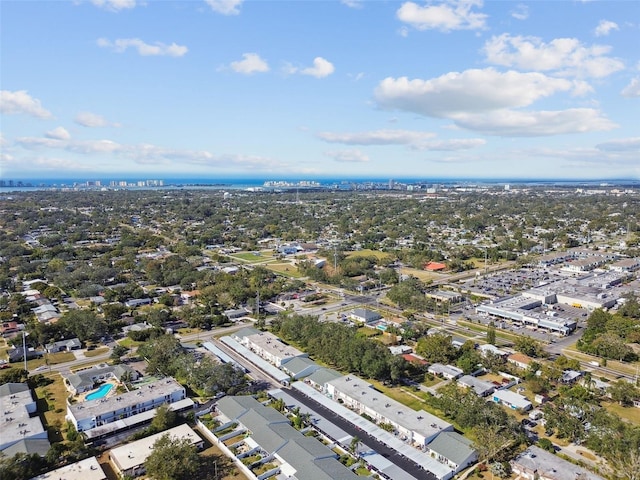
[1,0,639,181]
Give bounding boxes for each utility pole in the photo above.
[22,331,28,373]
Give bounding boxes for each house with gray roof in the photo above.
[64,364,138,395]
[457,375,496,397]
[280,356,322,380]
[46,337,81,353]
[426,432,476,474]
[305,367,343,392]
[511,446,603,480]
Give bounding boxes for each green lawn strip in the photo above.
[264,263,305,278]
[602,401,640,424]
[84,347,109,357]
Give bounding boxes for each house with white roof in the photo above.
[492,389,532,411]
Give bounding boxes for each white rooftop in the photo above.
[109,424,201,473]
[328,375,451,441]
[30,457,106,480]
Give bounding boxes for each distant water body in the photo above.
[1,177,638,193]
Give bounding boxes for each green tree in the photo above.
[144,434,200,480]
[150,405,177,433]
[486,322,496,345]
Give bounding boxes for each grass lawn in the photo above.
[34,373,69,442]
[398,267,441,282]
[84,347,109,357]
[265,262,305,278]
[117,337,144,348]
[231,251,275,263]
[562,344,639,377]
[347,249,395,262]
[602,401,640,424]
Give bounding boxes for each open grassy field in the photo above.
[230,251,275,263]
[397,267,441,282]
[562,343,639,377]
[347,249,395,262]
[265,262,305,278]
[34,373,68,442]
[602,401,640,424]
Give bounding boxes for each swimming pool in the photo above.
[86,383,113,401]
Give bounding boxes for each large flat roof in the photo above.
[110,424,201,473]
[244,331,306,361]
[30,457,106,480]
[327,375,451,441]
[0,386,46,450]
[68,378,183,420]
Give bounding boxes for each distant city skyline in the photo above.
[1,1,639,181]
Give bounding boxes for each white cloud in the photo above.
[14,134,292,171]
[230,53,269,74]
[341,0,364,8]
[317,129,485,151]
[596,137,640,152]
[45,127,71,140]
[374,68,588,118]
[594,19,619,37]
[510,3,528,20]
[317,129,436,146]
[0,90,52,118]
[90,0,137,12]
[97,38,188,57]
[324,149,369,163]
[621,77,640,97]
[301,57,335,78]
[415,138,486,150]
[205,0,243,15]
[453,108,617,136]
[396,0,487,32]
[75,111,118,127]
[483,34,624,78]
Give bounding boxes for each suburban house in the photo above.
[507,353,535,370]
[492,389,532,411]
[428,363,464,380]
[511,446,603,480]
[109,424,203,478]
[457,375,496,397]
[64,364,138,395]
[45,337,82,353]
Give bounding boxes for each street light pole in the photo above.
[22,330,28,373]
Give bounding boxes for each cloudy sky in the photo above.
[1,0,639,181]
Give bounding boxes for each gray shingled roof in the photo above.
[0,382,30,397]
[427,431,475,467]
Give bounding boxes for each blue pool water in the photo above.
[86,384,113,401]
